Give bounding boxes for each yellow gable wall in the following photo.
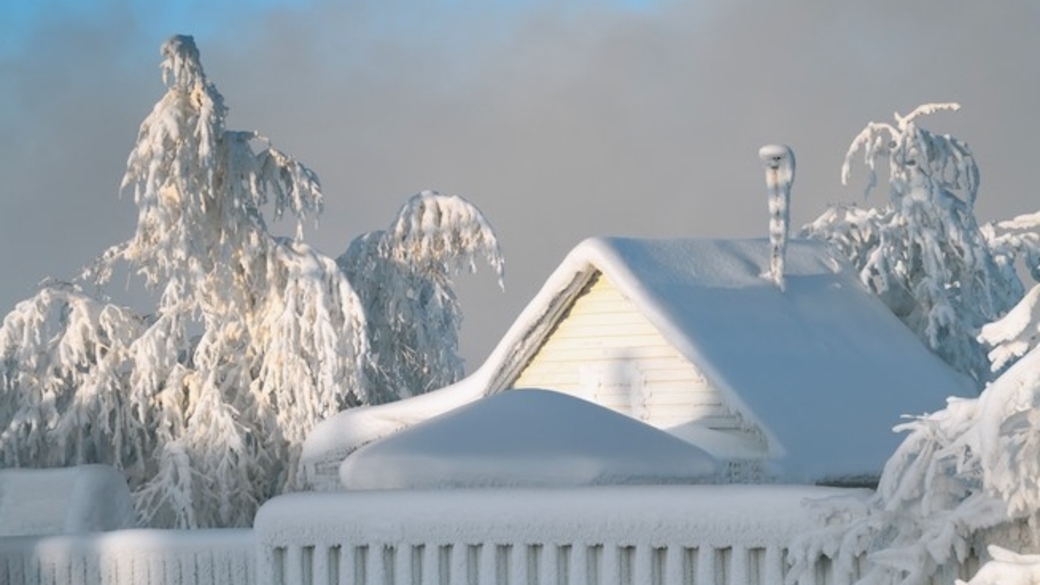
[510,273,765,451]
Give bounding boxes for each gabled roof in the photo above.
[479,237,972,483]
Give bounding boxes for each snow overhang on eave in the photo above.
[482,261,601,393]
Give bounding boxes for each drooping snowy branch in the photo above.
[804,104,1023,386]
[252,239,369,436]
[840,103,977,207]
[386,190,505,286]
[339,191,504,403]
[978,285,1040,373]
[0,284,147,469]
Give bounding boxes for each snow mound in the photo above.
[301,374,488,489]
[0,465,136,536]
[339,388,719,490]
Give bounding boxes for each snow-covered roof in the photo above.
[339,389,718,490]
[485,237,972,482]
[303,237,972,486]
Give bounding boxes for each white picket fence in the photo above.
[254,485,871,585]
[0,485,986,585]
[0,529,253,585]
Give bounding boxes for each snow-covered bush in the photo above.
[803,104,1025,386]
[339,191,504,404]
[0,35,371,528]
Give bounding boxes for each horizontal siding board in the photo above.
[520,364,712,389]
[551,320,662,338]
[513,378,722,403]
[647,388,715,405]
[651,406,735,422]
[573,290,630,305]
[692,415,747,430]
[533,333,669,346]
[593,400,634,413]
[532,345,683,361]
[512,377,580,391]
[653,409,732,423]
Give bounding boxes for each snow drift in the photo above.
[339,389,718,490]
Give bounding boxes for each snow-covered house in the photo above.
[303,237,971,488]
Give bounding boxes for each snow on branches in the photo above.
[840,103,979,208]
[0,284,146,470]
[788,108,1040,582]
[789,342,1040,585]
[804,104,1023,386]
[0,36,503,528]
[979,284,1040,373]
[339,191,504,404]
[0,36,370,528]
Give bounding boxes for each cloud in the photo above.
[2,0,1039,368]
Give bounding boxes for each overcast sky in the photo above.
[2,0,1039,370]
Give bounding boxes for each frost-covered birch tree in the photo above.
[803,104,1026,386]
[0,35,369,528]
[339,191,504,404]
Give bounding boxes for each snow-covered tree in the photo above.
[339,191,504,404]
[803,104,1025,386]
[0,35,369,528]
[0,284,146,470]
[788,306,1040,584]
[978,212,1040,374]
[788,107,1040,583]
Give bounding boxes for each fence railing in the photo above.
[254,485,869,585]
[0,528,253,585]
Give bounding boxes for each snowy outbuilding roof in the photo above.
[339,389,718,490]
[303,237,972,487]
